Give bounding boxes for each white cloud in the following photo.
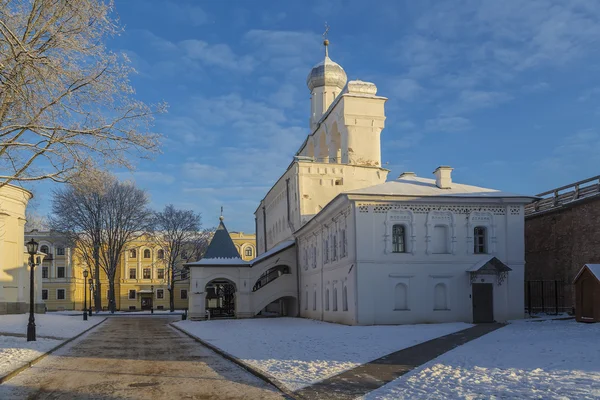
[164,2,209,26]
[182,162,228,181]
[390,78,423,101]
[425,116,472,133]
[446,90,513,114]
[179,40,256,73]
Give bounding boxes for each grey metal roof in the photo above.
[202,218,242,260]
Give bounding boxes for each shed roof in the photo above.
[574,264,600,283]
[467,256,512,273]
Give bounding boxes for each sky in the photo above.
[29,0,600,233]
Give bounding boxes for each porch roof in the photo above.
[467,256,512,273]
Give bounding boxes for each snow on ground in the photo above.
[50,310,183,316]
[0,313,105,378]
[0,336,60,377]
[174,317,471,391]
[363,320,600,399]
[0,313,104,339]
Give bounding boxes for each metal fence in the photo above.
[525,280,568,315]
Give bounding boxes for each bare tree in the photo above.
[50,173,151,312]
[151,205,201,312]
[99,180,151,312]
[0,0,164,188]
[25,210,48,232]
[49,170,113,312]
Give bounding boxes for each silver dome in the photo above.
[306,56,347,91]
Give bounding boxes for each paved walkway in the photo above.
[295,323,504,400]
[0,316,285,400]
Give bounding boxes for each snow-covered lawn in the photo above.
[50,310,183,316]
[0,313,103,339]
[174,317,471,391]
[0,313,105,379]
[363,319,600,399]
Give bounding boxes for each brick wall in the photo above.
[525,195,600,310]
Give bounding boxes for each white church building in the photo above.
[186,39,536,325]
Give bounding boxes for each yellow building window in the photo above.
[143,268,151,279]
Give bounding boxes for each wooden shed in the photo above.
[573,264,600,323]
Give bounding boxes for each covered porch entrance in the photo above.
[205,279,236,318]
[138,289,153,311]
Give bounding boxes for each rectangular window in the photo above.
[143,268,151,279]
[474,227,487,254]
[156,289,164,299]
[57,289,66,300]
[57,266,65,278]
[332,235,337,261]
[324,240,329,264]
[42,266,48,279]
[341,230,347,257]
[42,289,48,300]
[128,289,136,300]
[157,269,164,280]
[180,289,188,300]
[56,247,65,256]
[129,268,136,279]
[392,225,406,253]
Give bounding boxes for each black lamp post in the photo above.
[88,278,93,317]
[26,238,39,342]
[83,270,89,321]
[151,285,154,314]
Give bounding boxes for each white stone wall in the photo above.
[353,200,525,325]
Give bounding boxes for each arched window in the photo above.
[434,283,448,310]
[157,249,164,259]
[432,225,449,254]
[392,225,406,253]
[40,245,49,255]
[394,283,408,310]
[325,289,330,311]
[342,285,348,311]
[245,246,253,257]
[474,227,487,254]
[129,249,137,258]
[143,249,151,259]
[333,287,338,311]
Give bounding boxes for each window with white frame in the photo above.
[57,289,66,300]
[156,289,164,299]
[245,247,253,257]
[324,239,329,264]
[180,289,188,299]
[56,247,65,256]
[42,289,48,300]
[157,249,164,259]
[392,224,406,253]
[325,288,330,311]
[57,266,65,278]
[42,266,48,279]
[128,290,136,300]
[157,269,165,280]
[129,268,136,279]
[143,249,151,259]
[129,249,137,258]
[40,245,49,255]
[342,285,348,311]
[332,234,337,261]
[143,268,151,279]
[474,226,487,254]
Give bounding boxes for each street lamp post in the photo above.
[151,285,154,314]
[83,270,89,321]
[26,238,39,342]
[88,278,93,317]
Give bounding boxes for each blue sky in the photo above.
[30,0,600,232]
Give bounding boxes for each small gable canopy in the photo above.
[467,256,512,285]
[574,264,600,283]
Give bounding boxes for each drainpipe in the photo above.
[262,206,268,253]
[295,237,301,317]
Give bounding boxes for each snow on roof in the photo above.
[346,175,535,199]
[249,240,295,266]
[186,257,250,267]
[574,264,600,282]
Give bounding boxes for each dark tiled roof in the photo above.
[203,219,242,260]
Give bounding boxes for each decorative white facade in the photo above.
[187,39,536,324]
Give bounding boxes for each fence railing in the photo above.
[525,175,600,215]
[525,280,569,315]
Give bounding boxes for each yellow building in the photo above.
[1,184,37,314]
[230,231,257,261]
[26,230,256,311]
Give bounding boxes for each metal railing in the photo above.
[525,280,569,315]
[525,175,600,216]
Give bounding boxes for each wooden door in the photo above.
[581,278,594,319]
[472,283,494,323]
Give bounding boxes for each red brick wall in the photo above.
[525,196,600,310]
